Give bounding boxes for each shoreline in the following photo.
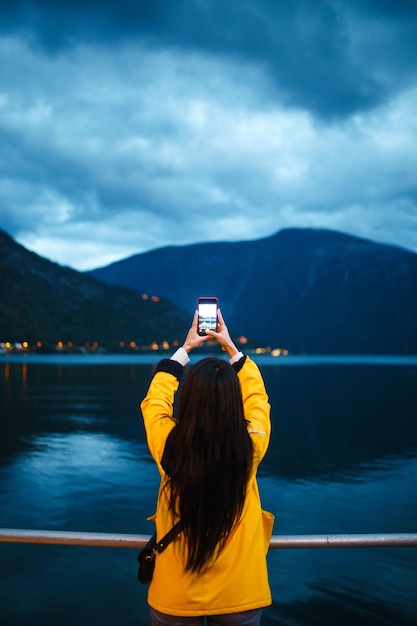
[1,353,417,366]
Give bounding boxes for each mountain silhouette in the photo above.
[89,228,417,354]
[0,228,188,350]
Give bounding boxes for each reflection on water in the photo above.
[0,357,416,626]
[1,432,159,535]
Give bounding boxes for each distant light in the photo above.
[67,341,73,348]
[22,341,29,349]
[173,340,179,347]
[129,341,136,349]
[142,294,148,300]
[36,341,42,348]
[120,341,125,348]
[237,336,248,344]
[151,296,160,302]
[5,342,11,349]
[162,341,169,350]
[271,348,289,357]
[57,341,64,349]
[151,342,159,350]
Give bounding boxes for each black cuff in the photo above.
[232,354,247,374]
[155,358,184,381]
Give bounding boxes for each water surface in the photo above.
[0,355,416,625]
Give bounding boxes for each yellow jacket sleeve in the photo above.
[140,369,179,475]
[238,356,271,467]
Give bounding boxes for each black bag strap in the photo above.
[154,520,183,555]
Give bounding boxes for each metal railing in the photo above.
[1,528,417,549]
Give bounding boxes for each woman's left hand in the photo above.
[182,310,211,353]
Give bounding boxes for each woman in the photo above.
[140,309,273,625]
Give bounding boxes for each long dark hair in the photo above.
[161,357,253,573]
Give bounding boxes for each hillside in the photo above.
[0,229,189,351]
[89,228,417,354]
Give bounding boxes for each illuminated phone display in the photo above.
[197,297,218,335]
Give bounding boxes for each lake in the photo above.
[0,354,416,625]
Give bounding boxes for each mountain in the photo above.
[88,228,417,354]
[0,229,189,350]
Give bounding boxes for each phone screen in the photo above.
[197,297,218,335]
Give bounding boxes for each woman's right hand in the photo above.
[206,309,239,358]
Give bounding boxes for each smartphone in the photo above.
[197,297,218,336]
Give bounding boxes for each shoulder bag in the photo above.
[137,521,182,584]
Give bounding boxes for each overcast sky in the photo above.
[1,1,416,270]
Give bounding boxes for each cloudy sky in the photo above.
[1,1,416,270]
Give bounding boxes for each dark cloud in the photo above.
[0,1,416,269]
[1,1,416,118]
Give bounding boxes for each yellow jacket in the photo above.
[140,355,273,616]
